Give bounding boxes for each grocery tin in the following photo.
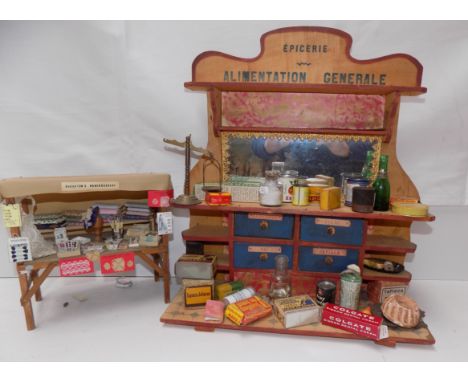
[292,179,309,206]
[316,280,337,306]
[279,170,298,203]
[339,264,362,310]
[344,177,370,207]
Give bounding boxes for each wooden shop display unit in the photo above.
[160,27,436,346]
[0,173,172,330]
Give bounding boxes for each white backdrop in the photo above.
[1,21,467,279]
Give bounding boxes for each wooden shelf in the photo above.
[161,289,435,346]
[219,126,387,136]
[365,235,416,253]
[173,201,436,223]
[185,82,427,96]
[362,268,412,282]
[182,225,229,242]
[21,245,168,267]
[39,219,151,237]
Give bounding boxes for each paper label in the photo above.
[2,204,22,228]
[315,218,351,227]
[247,245,282,253]
[379,325,389,340]
[247,213,283,221]
[380,286,407,303]
[312,248,347,256]
[8,237,32,263]
[61,181,120,192]
[157,212,173,235]
[54,227,68,244]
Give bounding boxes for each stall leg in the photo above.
[17,267,35,331]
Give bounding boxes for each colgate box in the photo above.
[147,189,174,207]
[321,303,385,340]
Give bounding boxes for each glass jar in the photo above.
[259,170,282,207]
[269,255,291,299]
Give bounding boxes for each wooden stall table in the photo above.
[0,173,173,330]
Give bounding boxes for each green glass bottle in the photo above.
[373,154,390,211]
[361,150,374,179]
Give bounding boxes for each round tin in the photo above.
[316,280,336,306]
[339,269,362,310]
[345,177,370,207]
[308,184,328,204]
[292,180,309,206]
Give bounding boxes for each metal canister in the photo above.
[344,177,370,207]
[316,280,336,306]
[279,170,298,202]
[308,184,328,204]
[292,179,309,206]
[339,265,362,310]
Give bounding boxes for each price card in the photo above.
[54,227,68,244]
[157,212,173,235]
[2,204,22,228]
[8,237,32,263]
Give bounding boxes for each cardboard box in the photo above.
[367,280,408,304]
[320,187,341,210]
[225,295,272,326]
[175,254,217,280]
[321,303,384,340]
[273,295,321,328]
[184,284,214,308]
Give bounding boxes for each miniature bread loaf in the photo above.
[381,294,421,328]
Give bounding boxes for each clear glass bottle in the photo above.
[269,255,291,299]
[259,170,282,207]
[361,150,374,179]
[373,154,390,211]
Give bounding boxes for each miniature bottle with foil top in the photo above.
[269,255,291,299]
[259,170,282,207]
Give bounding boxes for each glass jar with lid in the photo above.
[259,170,282,207]
[269,254,291,299]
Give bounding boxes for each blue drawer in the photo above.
[233,242,293,270]
[300,216,364,245]
[234,212,294,239]
[298,246,359,273]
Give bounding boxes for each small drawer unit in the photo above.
[298,246,359,273]
[300,216,364,245]
[233,242,293,270]
[234,212,294,239]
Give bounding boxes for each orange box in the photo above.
[225,295,272,326]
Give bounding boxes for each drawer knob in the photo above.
[259,253,269,261]
[326,226,336,236]
[259,220,269,230]
[324,256,334,265]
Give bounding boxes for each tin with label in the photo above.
[316,280,337,306]
[292,180,309,206]
[339,265,362,310]
[279,170,298,203]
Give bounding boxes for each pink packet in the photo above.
[204,300,225,323]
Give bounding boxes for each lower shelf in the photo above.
[160,289,435,347]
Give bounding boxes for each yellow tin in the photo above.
[308,184,328,203]
[292,183,309,206]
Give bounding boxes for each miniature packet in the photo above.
[273,295,321,329]
[2,204,22,228]
[157,212,173,235]
[204,300,225,323]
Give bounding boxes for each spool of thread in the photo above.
[352,187,375,213]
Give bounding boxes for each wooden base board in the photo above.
[160,289,435,347]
